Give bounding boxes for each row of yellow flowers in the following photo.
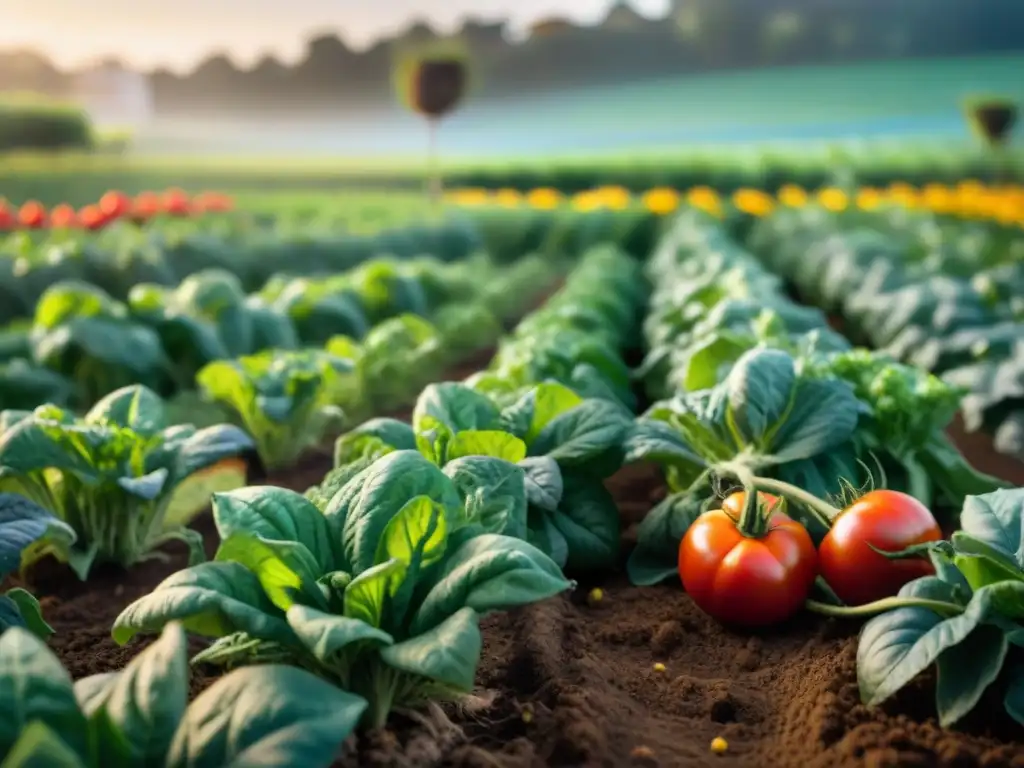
[446,182,1024,227]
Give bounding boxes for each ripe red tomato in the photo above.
[133,191,161,221]
[18,201,47,229]
[0,201,13,231]
[49,204,78,229]
[193,191,233,213]
[679,492,818,627]
[79,205,107,231]
[162,188,191,216]
[100,190,131,219]
[818,490,941,606]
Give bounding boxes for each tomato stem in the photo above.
[714,462,840,530]
[736,483,769,538]
[805,597,964,618]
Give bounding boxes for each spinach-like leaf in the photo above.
[0,385,252,579]
[0,623,366,768]
[113,454,571,729]
[856,488,1024,727]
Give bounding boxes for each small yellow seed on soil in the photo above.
[630,745,655,760]
[710,736,728,754]
[652,662,666,673]
[521,705,534,723]
[587,587,604,605]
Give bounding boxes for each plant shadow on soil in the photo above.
[6,352,1024,767]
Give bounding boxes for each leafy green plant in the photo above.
[197,349,351,470]
[30,281,175,404]
[0,622,367,767]
[835,488,1024,728]
[329,380,630,571]
[326,314,446,415]
[624,347,865,585]
[113,450,572,728]
[0,493,74,637]
[0,385,254,579]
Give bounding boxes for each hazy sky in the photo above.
[3,0,670,72]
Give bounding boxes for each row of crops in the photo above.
[1,182,1023,765]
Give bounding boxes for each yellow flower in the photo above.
[921,183,955,214]
[526,187,561,210]
[687,186,722,217]
[493,188,522,207]
[732,188,774,217]
[571,191,602,212]
[447,188,491,206]
[817,187,848,213]
[641,187,680,215]
[594,185,632,210]
[855,187,883,211]
[777,184,808,208]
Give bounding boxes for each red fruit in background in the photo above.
[193,191,234,213]
[0,201,13,231]
[50,204,79,229]
[133,191,161,221]
[162,187,191,216]
[100,190,131,219]
[79,205,107,231]
[18,201,47,229]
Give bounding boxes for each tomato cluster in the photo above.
[0,189,234,232]
[679,489,942,627]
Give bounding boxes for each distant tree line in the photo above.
[1,0,1022,117]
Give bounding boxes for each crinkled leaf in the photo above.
[443,456,527,538]
[519,456,563,513]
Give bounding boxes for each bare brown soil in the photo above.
[5,352,1024,767]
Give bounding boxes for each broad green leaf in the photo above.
[112,561,295,647]
[1005,663,1024,725]
[627,491,709,586]
[410,534,571,636]
[526,513,569,570]
[958,489,1024,568]
[445,431,527,464]
[118,469,168,501]
[550,473,620,571]
[0,493,76,579]
[380,607,481,692]
[0,628,88,757]
[286,605,392,665]
[0,722,85,768]
[166,665,367,768]
[333,419,415,467]
[858,580,993,708]
[212,487,337,573]
[519,456,563,513]
[530,399,629,470]
[173,426,255,483]
[934,623,1008,727]
[374,496,448,570]
[726,348,795,444]
[85,385,166,435]
[0,419,98,478]
[325,451,462,573]
[621,419,706,469]
[343,558,406,629]
[413,383,502,460]
[2,589,52,640]
[215,533,326,612]
[500,383,583,442]
[443,456,528,538]
[79,623,189,766]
